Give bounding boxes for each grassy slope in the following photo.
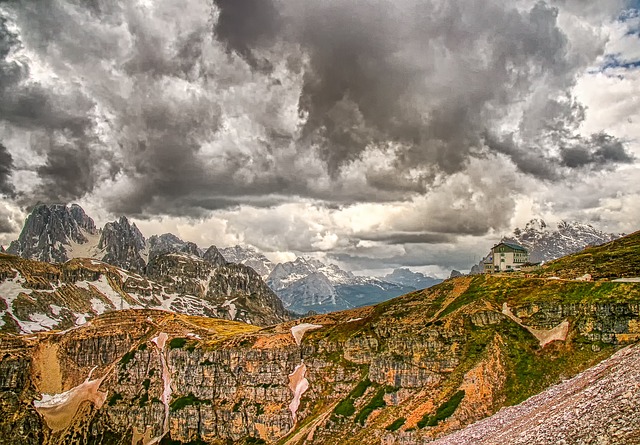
[533,229,640,279]
[287,231,640,442]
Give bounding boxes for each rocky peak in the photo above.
[219,245,275,278]
[202,245,227,267]
[504,219,620,263]
[148,233,192,263]
[98,216,146,273]
[7,203,98,263]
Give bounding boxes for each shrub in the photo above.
[385,417,406,431]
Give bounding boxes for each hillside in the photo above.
[0,231,638,444]
[0,252,288,333]
[533,229,640,279]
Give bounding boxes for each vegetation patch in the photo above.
[107,392,122,406]
[333,377,371,418]
[355,386,387,425]
[169,337,188,349]
[169,393,211,411]
[417,390,465,428]
[385,417,406,431]
[119,350,136,366]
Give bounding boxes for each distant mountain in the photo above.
[267,257,415,314]
[503,219,621,263]
[219,245,274,279]
[7,203,99,263]
[383,268,442,290]
[5,204,289,328]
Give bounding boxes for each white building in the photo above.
[482,242,529,273]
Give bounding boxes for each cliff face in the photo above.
[7,204,99,263]
[1,272,639,445]
[0,252,288,333]
[98,217,147,274]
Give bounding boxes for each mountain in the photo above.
[7,203,99,263]
[383,268,442,289]
[219,245,275,279]
[98,216,147,273]
[1,231,639,444]
[268,257,418,314]
[503,219,621,263]
[3,204,290,329]
[0,251,288,333]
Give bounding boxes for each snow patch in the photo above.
[33,366,107,432]
[502,303,569,347]
[152,332,171,440]
[288,363,310,423]
[290,323,322,346]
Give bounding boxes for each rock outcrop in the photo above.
[98,216,147,274]
[0,252,289,333]
[7,204,98,263]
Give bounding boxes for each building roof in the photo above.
[493,241,528,252]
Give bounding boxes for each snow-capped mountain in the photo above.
[503,219,621,263]
[383,268,442,289]
[219,245,275,279]
[4,204,289,329]
[267,257,417,314]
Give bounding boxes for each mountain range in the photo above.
[1,229,638,444]
[2,204,288,331]
[4,203,442,318]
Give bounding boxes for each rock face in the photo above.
[98,216,147,274]
[504,219,620,263]
[267,257,415,314]
[0,252,289,333]
[1,266,639,445]
[7,204,98,263]
[146,252,288,326]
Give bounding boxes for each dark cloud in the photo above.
[561,133,634,168]
[0,142,13,196]
[213,0,281,70]
[358,232,455,244]
[0,0,634,224]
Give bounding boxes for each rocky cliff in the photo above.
[7,204,99,263]
[98,217,147,274]
[1,231,639,444]
[0,252,288,333]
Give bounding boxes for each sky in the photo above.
[0,0,639,277]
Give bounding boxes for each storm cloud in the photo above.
[0,0,637,266]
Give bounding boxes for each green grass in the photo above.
[385,417,406,431]
[333,377,372,418]
[355,386,387,425]
[119,350,136,366]
[417,390,465,428]
[169,338,188,349]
